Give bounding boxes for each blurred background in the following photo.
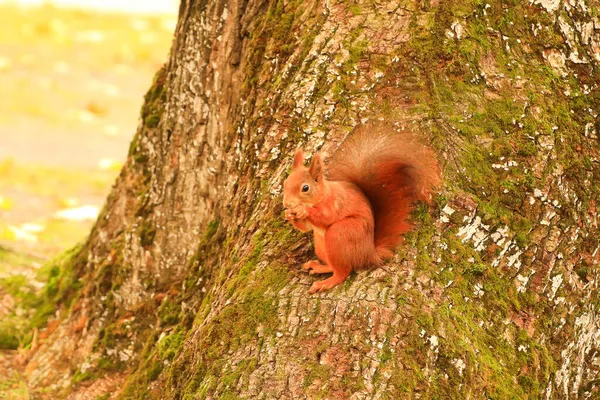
[0,0,177,392]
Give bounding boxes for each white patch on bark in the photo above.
[549,274,563,300]
[551,308,600,398]
[457,215,490,251]
[532,0,560,12]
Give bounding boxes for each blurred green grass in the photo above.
[0,370,29,400]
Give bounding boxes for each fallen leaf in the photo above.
[54,205,100,221]
[104,125,119,136]
[0,57,12,71]
[59,197,80,208]
[20,223,45,233]
[86,101,109,117]
[0,196,13,211]
[7,225,38,243]
[98,158,123,171]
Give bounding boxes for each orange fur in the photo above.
[283,121,441,293]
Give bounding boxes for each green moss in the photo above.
[303,362,332,388]
[72,369,95,384]
[0,329,20,350]
[158,331,184,360]
[131,330,185,385]
[346,39,368,67]
[511,216,533,248]
[220,392,242,400]
[0,244,87,349]
[349,5,361,15]
[139,222,157,248]
[1,275,41,309]
[140,64,168,128]
[204,219,219,240]
[397,232,556,398]
[46,243,87,308]
[573,261,591,283]
[147,361,163,382]
[144,114,161,128]
[69,352,127,386]
[158,299,181,327]
[465,262,487,276]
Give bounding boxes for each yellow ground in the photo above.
[0,4,174,395]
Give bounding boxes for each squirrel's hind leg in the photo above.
[302,230,332,275]
[308,219,369,294]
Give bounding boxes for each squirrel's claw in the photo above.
[308,282,323,294]
[303,260,333,275]
[308,274,345,294]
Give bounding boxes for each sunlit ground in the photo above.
[0,1,176,395]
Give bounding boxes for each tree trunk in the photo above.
[24,0,600,399]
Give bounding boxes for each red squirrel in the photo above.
[283,121,441,294]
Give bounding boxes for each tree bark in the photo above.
[24,0,600,399]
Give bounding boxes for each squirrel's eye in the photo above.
[301,184,310,193]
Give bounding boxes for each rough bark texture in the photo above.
[22,0,600,399]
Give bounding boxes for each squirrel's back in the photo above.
[326,121,441,259]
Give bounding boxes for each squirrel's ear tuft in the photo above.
[309,152,324,181]
[292,148,304,170]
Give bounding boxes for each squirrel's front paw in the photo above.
[285,205,307,220]
[284,208,297,221]
[284,208,303,221]
[291,205,308,220]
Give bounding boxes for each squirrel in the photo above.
[283,121,441,294]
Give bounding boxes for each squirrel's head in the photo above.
[283,149,325,209]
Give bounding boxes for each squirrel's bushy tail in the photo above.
[326,121,441,260]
